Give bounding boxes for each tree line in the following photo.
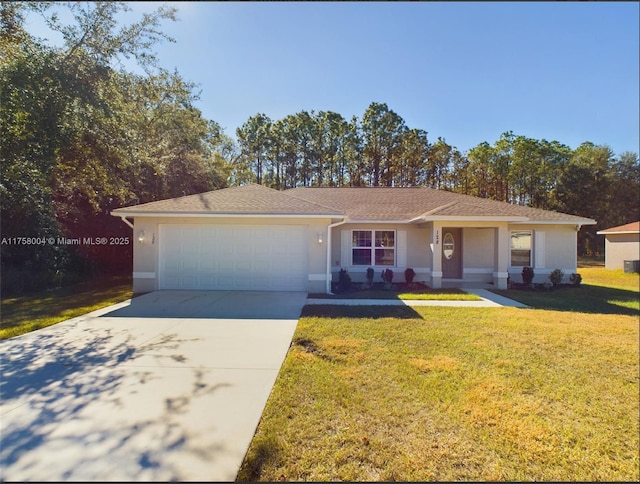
[233,107,638,256]
[1,2,638,293]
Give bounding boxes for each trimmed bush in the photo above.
[404,267,416,284]
[522,266,535,285]
[549,268,564,287]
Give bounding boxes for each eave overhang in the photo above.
[597,229,639,235]
[408,215,530,223]
[110,210,342,219]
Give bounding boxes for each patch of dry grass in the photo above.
[239,273,639,481]
[0,276,133,340]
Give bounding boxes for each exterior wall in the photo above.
[332,221,580,289]
[604,233,640,270]
[126,215,584,293]
[507,224,578,284]
[331,223,431,285]
[333,221,511,289]
[462,227,495,284]
[127,216,332,293]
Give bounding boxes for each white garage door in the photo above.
[159,224,308,291]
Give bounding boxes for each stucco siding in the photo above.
[507,224,578,284]
[461,228,495,284]
[604,234,640,270]
[331,223,430,284]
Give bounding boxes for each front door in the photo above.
[442,228,462,278]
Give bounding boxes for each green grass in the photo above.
[492,267,639,315]
[310,287,482,301]
[238,268,639,482]
[0,276,133,340]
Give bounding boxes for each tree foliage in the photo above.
[1,2,231,292]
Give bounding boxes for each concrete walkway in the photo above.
[0,291,307,482]
[306,288,528,308]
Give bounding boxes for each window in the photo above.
[510,231,532,266]
[352,230,395,266]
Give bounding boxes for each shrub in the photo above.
[404,267,416,284]
[337,268,351,293]
[366,267,375,287]
[521,266,535,285]
[381,268,394,289]
[549,268,564,286]
[570,272,582,287]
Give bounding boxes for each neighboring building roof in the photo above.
[111,183,343,217]
[287,187,596,224]
[597,221,640,235]
[111,183,596,225]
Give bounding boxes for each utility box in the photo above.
[623,260,640,273]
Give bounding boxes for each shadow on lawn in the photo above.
[301,304,424,320]
[495,285,639,316]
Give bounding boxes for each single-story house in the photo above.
[596,221,640,271]
[111,184,596,294]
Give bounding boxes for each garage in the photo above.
[158,224,309,291]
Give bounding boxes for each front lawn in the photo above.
[0,276,133,340]
[310,287,482,301]
[493,267,639,314]
[238,270,639,481]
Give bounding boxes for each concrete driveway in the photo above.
[0,290,307,482]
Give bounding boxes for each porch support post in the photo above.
[493,224,509,289]
[430,221,443,289]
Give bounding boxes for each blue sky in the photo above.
[26,1,639,156]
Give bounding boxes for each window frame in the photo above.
[351,229,396,267]
[510,230,533,267]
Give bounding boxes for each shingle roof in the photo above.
[286,187,595,223]
[111,184,343,216]
[112,184,596,224]
[597,221,640,234]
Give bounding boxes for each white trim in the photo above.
[335,266,431,273]
[431,271,443,277]
[512,219,596,225]
[133,272,155,279]
[493,272,509,278]
[421,215,529,222]
[463,268,493,274]
[534,231,545,269]
[510,229,533,267]
[347,219,413,224]
[112,211,338,219]
[508,268,575,275]
[350,229,396,267]
[341,229,351,267]
[397,230,407,267]
[308,273,326,281]
[119,216,134,229]
[597,230,640,235]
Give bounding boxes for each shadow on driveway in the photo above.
[101,290,308,319]
[0,321,218,481]
[0,291,307,481]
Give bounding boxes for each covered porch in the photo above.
[416,220,515,290]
